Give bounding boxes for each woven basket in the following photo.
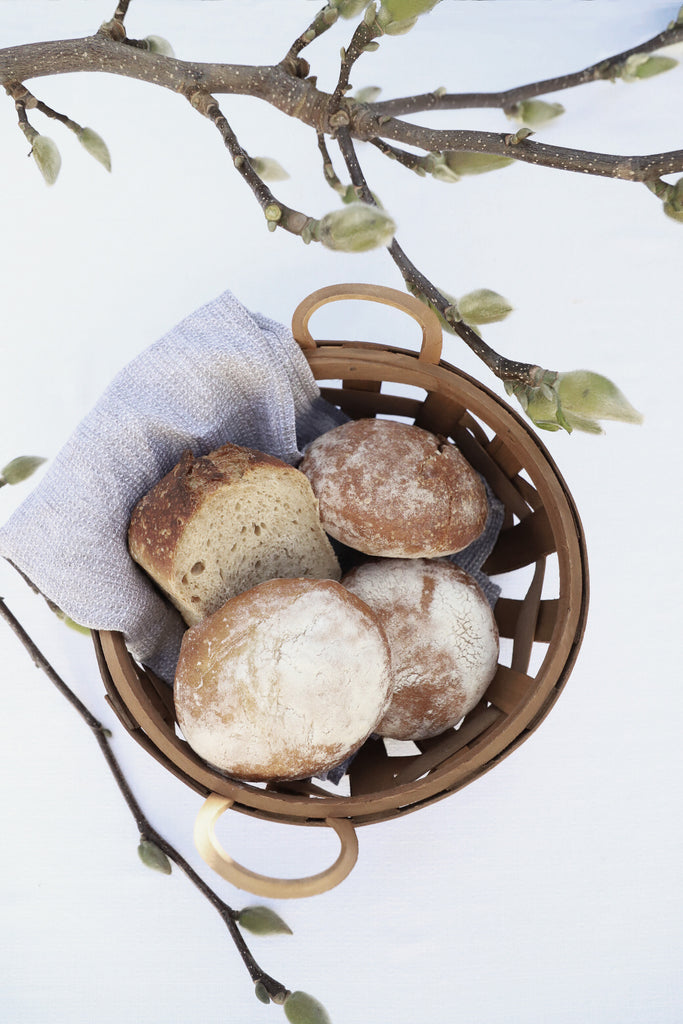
[94,283,588,897]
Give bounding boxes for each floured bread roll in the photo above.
[299,418,487,558]
[174,577,393,782]
[342,559,499,741]
[128,442,340,626]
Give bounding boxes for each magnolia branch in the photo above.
[335,127,545,387]
[0,595,289,1005]
[370,20,683,117]
[2,32,683,181]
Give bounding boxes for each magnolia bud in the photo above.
[508,100,564,128]
[137,839,172,875]
[0,455,46,485]
[663,177,683,222]
[317,202,396,252]
[380,0,439,19]
[457,288,513,325]
[523,386,566,432]
[444,151,514,176]
[284,991,332,1024]
[556,370,643,425]
[32,136,61,186]
[254,982,270,1005]
[385,16,418,35]
[334,0,372,17]
[78,127,111,172]
[621,53,678,81]
[428,154,460,182]
[144,35,174,57]
[353,85,382,103]
[250,156,289,182]
[237,906,293,936]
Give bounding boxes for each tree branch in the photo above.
[0,593,289,1005]
[335,127,545,386]
[368,20,683,117]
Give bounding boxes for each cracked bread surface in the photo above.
[300,418,487,558]
[128,443,340,625]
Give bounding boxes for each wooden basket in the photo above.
[94,283,588,898]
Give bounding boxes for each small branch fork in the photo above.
[0,594,289,1005]
[336,126,544,386]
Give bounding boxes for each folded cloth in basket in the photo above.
[0,288,502,687]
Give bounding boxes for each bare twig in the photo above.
[317,131,347,193]
[369,20,683,117]
[336,127,545,386]
[0,593,289,1004]
[282,2,339,68]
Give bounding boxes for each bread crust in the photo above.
[299,418,487,558]
[128,442,341,623]
[174,578,393,781]
[342,558,499,741]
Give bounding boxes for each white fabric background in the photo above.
[1,3,681,1023]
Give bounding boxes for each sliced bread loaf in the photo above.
[128,443,341,625]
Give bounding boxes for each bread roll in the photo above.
[174,578,393,781]
[128,443,340,626]
[342,559,499,741]
[299,418,487,558]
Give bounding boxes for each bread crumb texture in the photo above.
[174,578,393,781]
[128,443,340,625]
[343,559,499,740]
[300,418,487,558]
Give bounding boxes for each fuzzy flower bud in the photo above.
[663,178,683,223]
[556,370,643,425]
[508,99,565,128]
[144,35,174,57]
[250,156,289,182]
[31,136,61,186]
[137,839,172,875]
[316,202,396,252]
[444,151,514,176]
[0,455,46,485]
[353,85,382,103]
[380,0,440,19]
[621,53,678,82]
[237,906,293,936]
[333,0,372,17]
[284,991,332,1024]
[457,288,513,325]
[78,127,111,172]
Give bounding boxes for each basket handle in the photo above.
[193,795,359,899]
[291,283,443,365]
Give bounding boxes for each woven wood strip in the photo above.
[511,557,546,675]
[484,665,537,715]
[483,506,556,574]
[412,389,467,435]
[394,705,503,784]
[318,387,422,421]
[449,424,533,521]
[487,435,523,478]
[494,598,559,642]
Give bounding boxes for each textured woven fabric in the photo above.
[0,288,502,686]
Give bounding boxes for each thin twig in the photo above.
[0,593,289,1003]
[282,2,339,66]
[336,127,544,385]
[317,131,347,193]
[369,20,683,117]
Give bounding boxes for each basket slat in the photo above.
[494,598,559,642]
[483,506,556,574]
[485,665,537,715]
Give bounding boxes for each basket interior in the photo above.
[97,341,588,827]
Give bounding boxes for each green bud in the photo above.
[523,386,567,432]
[284,991,332,1024]
[264,203,283,222]
[428,153,460,183]
[444,151,514,176]
[0,455,46,485]
[380,0,440,20]
[678,4,683,24]
[334,0,372,17]
[407,282,460,334]
[508,99,565,128]
[54,609,91,635]
[144,35,174,57]
[457,288,513,325]
[353,85,382,103]
[137,838,172,875]
[77,127,111,172]
[254,981,271,1005]
[384,16,418,34]
[237,906,293,936]
[556,370,643,425]
[317,202,396,252]
[32,136,61,186]
[341,184,383,207]
[621,53,678,81]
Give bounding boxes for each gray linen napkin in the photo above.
[0,287,502,688]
